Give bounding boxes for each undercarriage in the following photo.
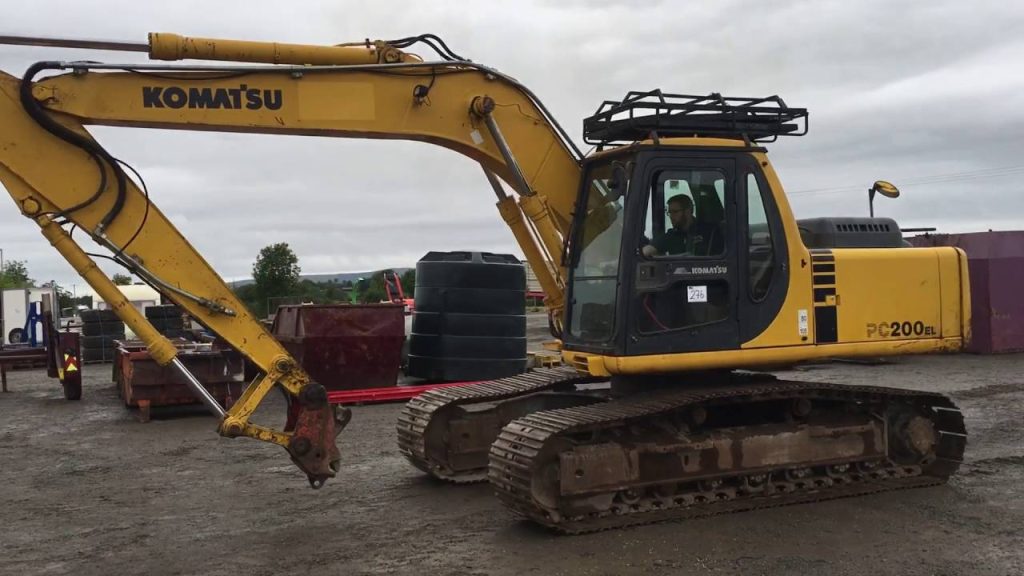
[397,367,966,533]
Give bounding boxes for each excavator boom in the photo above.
[0,34,583,485]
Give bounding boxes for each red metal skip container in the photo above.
[910,231,1024,354]
[271,304,405,390]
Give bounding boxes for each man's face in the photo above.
[667,201,693,228]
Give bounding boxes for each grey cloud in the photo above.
[1,0,1023,288]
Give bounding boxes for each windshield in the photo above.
[568,158,632,343]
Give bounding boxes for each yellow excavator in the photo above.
[0,33,969,533]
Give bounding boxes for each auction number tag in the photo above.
[687,285,707,303]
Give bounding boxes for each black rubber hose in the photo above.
[386,34,465,61]
[20,61,127,233]
[416,34,466,61]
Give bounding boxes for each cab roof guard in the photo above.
[583,90,809,145]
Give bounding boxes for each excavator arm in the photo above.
[0,33,583,486]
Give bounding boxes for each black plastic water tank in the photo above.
[145,304,186,338]
[407,251,527,381]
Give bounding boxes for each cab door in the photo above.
[736,154,790,345]
[625,153,740,355]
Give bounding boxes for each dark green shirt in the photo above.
[651,223,720,256]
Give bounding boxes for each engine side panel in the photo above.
[829,247,955,344]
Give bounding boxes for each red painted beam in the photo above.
[327,381,480,405]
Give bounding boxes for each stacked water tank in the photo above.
[144,304,187,339]
[407,251,527,381]
[79,309,124,363]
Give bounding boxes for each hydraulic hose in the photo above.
[20,61,127,234]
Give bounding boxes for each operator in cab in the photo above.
[642,194,722,257]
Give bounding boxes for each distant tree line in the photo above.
[233,242,415,318]
[0,260,32,289]
[1,260,93,311]
[2,247,414,320]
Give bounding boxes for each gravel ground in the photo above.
[1,339,1021,575]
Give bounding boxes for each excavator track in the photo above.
[489,378,966,534]
[397,366,605,482]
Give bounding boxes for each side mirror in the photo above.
[872,180,900,199]
[606,162,631,202]
[868,180,900,217]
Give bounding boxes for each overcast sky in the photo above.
[1,0,1023,291]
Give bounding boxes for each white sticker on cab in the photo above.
[687,285,707,303]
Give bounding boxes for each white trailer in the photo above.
[1,287,58,345]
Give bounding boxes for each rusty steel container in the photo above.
[271,304,404,390]
[113,340,245,422]
[909,231,1024,354]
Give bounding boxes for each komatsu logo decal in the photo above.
[142,86,283,110]
[673,265,728,276]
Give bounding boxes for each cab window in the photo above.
[747,172,775,301]
[641,170,727,259]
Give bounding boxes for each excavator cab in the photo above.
[563,92,800,358]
